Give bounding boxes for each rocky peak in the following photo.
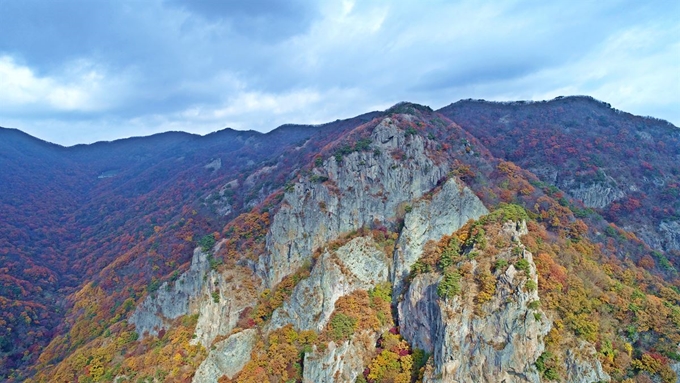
[392,177,488,298]
[399,220,550,382]
[259,117,449,287]
[399,219,609,383]
[268,236,390,333]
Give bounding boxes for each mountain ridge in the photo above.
[6,95,678,150]
[1,96,679,382]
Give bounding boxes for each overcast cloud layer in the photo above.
[0,0,678,145]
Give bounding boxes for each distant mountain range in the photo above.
[1,96,678,382]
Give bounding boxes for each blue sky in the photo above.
[0,0,678,145]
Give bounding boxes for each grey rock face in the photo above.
[260,117,449,287]
[130,244,257,347]
[191,266,257,347]
[204,158,222,171]
[392,177,488,298]
[564,342,611,383]
[569,182,625,209]
[303,330,379,383]
[192,329,257,383]
[268,236,389,332]
[397,272,442,352]
[400,225,551,383]
[670,344,680,383]
[400,221,610,383]
[660,220,680,251]
[629,220,680,254]
[129,247,209,337]
[129,116,622,383]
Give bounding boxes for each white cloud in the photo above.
[1,57,87,111]
[173,86,374,133]
[213,89,321,117]
[0,0,678,145]
[471,23,680,123]
[0,56,133,115]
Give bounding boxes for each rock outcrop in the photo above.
[268,236,389,332]
[132,117,620,383]
[129,247,210,337]
[670,344,680,383]
[634,220,680,254]
[564,341,611,383]
[569,182,625,209]
[302,330,378,383]
[191,265,257,347]
[397,272,441,352]
[392,177,488,298]
[399,220,611,383]
[660,220,680,252]
[192,329,257,383]
[672,363,680,382]
[260,117,449,287]
[400,223,552,383]
[130,245,257,347]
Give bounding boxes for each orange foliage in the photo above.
[638,255,655,270]
[28,314,205,383]
[235,325,315,383]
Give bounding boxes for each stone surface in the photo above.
[672,363,680,383]
[129,247,210,337]
[268,236,389,332]
[204,158,222,171]
[302,330,378,383]
[401,224,551,383]
[191,266,257,347]
[259,117,449,287]
[392,177,488,298]
[130,244,257,347]
[399,221,610,383]
[564,341,611,383]
[670,344,680,383]
[133,118,619,383]
[192,329,257,383]
[397,272,441,352]
[633,220,680,254]
[569,182,625,209]
[660,220,680,252]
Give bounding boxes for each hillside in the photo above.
[439,97,680,257]
[1,97,679,383]
[0,112,379,378]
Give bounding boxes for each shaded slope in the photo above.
[0,110,380,379]
[438,96,680,268]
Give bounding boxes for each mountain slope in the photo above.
[1,98,679,383]
[0,111,380,379]
[438,96,680,259]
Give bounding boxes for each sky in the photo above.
[0,0,678,146]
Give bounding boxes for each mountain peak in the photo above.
[385,101,434,115]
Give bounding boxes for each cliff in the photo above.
[260,117,449,287]
[399,221,608,383]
